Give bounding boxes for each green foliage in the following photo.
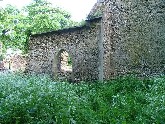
[67,56,72,66]
[23,0,74,34]
[0,73,164,123]
[0,5,25,51]
[0,0,77,53]
[0,54,4,61]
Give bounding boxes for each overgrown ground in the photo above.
[0,73,165,124]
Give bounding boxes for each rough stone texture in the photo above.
[3,54,27,71]
[10,54,27,71]
[102,0,165,79]
[89,0,165,79]
[26,0,165,81]
[26,18,102,81]
[88,2,104,19]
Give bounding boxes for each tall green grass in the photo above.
[0,73,165,124]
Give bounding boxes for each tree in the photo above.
[0,5,26,52]
[0,0,77,53]
[23,0,76,34]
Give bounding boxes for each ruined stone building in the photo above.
[26,0,165,81]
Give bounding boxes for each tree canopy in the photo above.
[0,0,77,53]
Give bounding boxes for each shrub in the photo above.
[0,74,164,123]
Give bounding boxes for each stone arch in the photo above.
[57,49,73,72]
[52,49,73,81]
[26,17,102,82]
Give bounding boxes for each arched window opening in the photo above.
[58,50,72,72]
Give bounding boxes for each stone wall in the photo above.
[26,18,102,81]
[3,54,27,71]
[26,0,165,81]
[10,54,27,71]
[102,0,165,79]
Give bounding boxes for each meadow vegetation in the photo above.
[0,73,165,124]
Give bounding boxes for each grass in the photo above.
[0,73,165,124]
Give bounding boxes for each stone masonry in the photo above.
[26,0,165,81]
[26,18,102,81]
